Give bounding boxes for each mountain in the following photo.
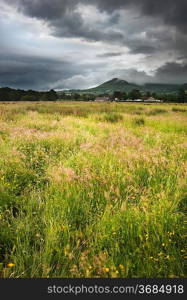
[82,78,139,94]
[81,78,182,95]
[59,78,184,95]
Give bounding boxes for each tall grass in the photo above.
[0,101,186,278]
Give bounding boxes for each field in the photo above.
[0,101,186,278]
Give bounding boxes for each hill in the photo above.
[82,78,139,94]
[63,78,183,95]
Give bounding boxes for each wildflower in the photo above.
[119,264,125,270]
[7,263,15,268]
[169,275,177,278]
[169,232,174,236]
[154,258,159,261]
[103,267,110,273]
[162,243,165,247]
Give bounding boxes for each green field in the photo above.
[0,101,186,278]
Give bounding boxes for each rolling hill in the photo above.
[62,78,183,95]
[82,78,139,94]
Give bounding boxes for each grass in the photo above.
[0,101,186,278]
[133,117,145,126]
[99,112,123,123]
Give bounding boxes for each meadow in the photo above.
[0,101,186,278]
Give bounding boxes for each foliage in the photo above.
[0,88,58,102]
[133,117,145,126]
[0,101,186,278]
[102,112,123,123]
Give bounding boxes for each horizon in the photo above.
[0,0,187,90]
[0,77,185,92]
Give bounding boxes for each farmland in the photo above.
[0,101,186,278]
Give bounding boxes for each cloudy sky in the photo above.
[0,0,187,90]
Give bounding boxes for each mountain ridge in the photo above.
[78,78,184,95]
[62,78,186,95]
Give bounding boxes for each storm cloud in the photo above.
[0,53,79,90]
[154,62,187,84]
[90,0,187,33]
[1,0,187,89]
[97,52,123,58]
[7,0,187,34]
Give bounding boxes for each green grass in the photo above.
[0,101,186,278]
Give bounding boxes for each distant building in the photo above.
[144,97,163,103]
[95,97,109,102]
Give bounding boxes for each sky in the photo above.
[0,0,187,90]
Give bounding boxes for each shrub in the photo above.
[20,95,38,101]
[133,117,145,126]
[146,109,167,116]
[102,112,123,123]
[172,107,186,113]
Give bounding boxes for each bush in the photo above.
[146,109,167,116]
[102,112,123,123]
[133,117,145,126]
[172,107,186,113]
[20,95,38,101]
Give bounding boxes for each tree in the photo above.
[177,89,187,103]
[129,89,142,100]
[122,92,128,100]
[40,90,58,101]
[9,90,21,101]
[152,92,158,99]
[74,93,80,101]
[145,91,151,98]
[0,87,12,101]
[20,94,37,101]
[113,91,122,100]
[48,89,58,101]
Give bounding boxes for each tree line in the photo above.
[0,87,58,101]
[0,86,187,102]
[111,89,187,102]
[60,89,187,102]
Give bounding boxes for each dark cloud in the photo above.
[6,0,187,56]
[130,45,158,54]
[6,0,122,43]
[1,51,186,90]
[138,0,187,33]
[6,0,187,35]
[97,52,123,58]
[7,0,72,20]
[91,0,187,33]
[0,53,80,90]
[1,0,187,88]
[154,62,187,84]
[107,62,187,85]
[0,47,107,90]
[52,19,124,43]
